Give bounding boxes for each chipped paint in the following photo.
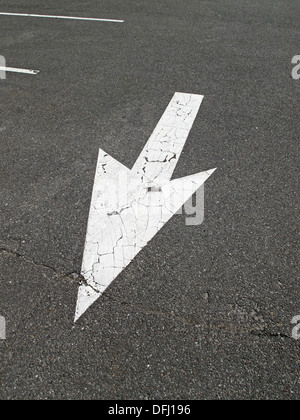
[75,93,216,321]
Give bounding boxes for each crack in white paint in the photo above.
[75,93,216,321]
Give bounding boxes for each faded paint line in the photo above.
[0,12,124,23]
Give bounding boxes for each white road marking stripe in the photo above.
[0,66,39,75]
[75,92,216,322]
[0,12,124,23]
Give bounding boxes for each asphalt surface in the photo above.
[0,0,299,400]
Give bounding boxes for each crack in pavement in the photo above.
[0,247,293,341]
[0,246,81,283]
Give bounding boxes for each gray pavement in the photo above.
[0,0,299,400]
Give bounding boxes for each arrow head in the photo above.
[75,159,215,322]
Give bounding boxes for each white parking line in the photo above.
[0,66,39,75]
[0,12,124,23]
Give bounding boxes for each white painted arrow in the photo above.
[75,92,216,321]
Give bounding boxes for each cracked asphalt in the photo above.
[0,0,299,400]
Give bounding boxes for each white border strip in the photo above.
[0,66,39,75]
[0,12,124,23]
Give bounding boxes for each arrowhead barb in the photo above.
[74,285,100,323]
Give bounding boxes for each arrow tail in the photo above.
[132,93,204,186]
